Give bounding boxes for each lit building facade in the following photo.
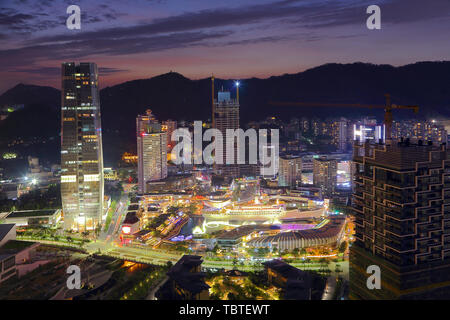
[278,155,302,187]
[61,62,104,231]
[313,156,337,198]
[162,119,177,152]
[332,118,348,152]
[214,90,240,179]
[350,140,450,299]
[392,120,448,144]
[137,110,167,194]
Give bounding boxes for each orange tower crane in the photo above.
[269,94,419,140]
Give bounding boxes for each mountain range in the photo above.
[1,61,450,165]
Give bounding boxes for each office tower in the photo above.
[213,89,240,179]
[61,62,104,231]
[332,118,348,152]
[137,110,167,194]
[313,156,337,198]
[162,119,177,152]
[278,155,302,187]
[350,140,450,299]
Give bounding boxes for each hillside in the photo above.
[1,61,450,165]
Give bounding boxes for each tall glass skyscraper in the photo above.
[61,62,104,231]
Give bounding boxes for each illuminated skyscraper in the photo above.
[213,89,240,179]
[350,140,450,299]
[137,110,167,194]
[61,62,104,231]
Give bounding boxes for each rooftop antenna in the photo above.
[211,74,215,127]
[235,80,240,104]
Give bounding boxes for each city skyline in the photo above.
[2,0,450,93]
[2,0,450,303]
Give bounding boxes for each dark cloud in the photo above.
[11,66,60,76]
[2,0,450,79]
[0,12,34,25]
[99,67,129,75]
[0,30,232,69]
[31,0,331,44]
[8,65,128,77]
[0,1,125,34]
[30,0,450,46]
[212,35,293,47]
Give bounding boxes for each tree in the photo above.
[338,241,348,254]
[232,258,238,269]
[335,263,342,278]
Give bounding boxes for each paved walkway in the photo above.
[146,276,168,300]
[322,276,336,300]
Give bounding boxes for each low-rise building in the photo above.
[263,259,312,300]
[247,216,346,251]
[2,209,62,227]
[156,255,210,300]
[103,168,119,181]
[0,224,16,247]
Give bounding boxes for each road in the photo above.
[146,276,168,300]
[20,234,349,275]
[99,193,129,243]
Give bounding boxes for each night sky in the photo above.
[1,0,450,93]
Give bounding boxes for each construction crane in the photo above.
[269,94,419,140]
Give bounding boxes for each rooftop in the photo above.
[248,216,345,245]
[6,210,57,218]
[216,224,275,240]
[263,259,310,282]
[123,212,139,225]
[167,255,210,294]
[0,224,15,242]
[0,240,37,254]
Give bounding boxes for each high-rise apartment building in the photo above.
[350,140,450,299]
[61,62,104,231]
[137,110,167,194]
[278,155,302,187]
[332,118,348,152]
[313,156,337,198]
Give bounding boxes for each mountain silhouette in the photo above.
[1,61,450,165]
